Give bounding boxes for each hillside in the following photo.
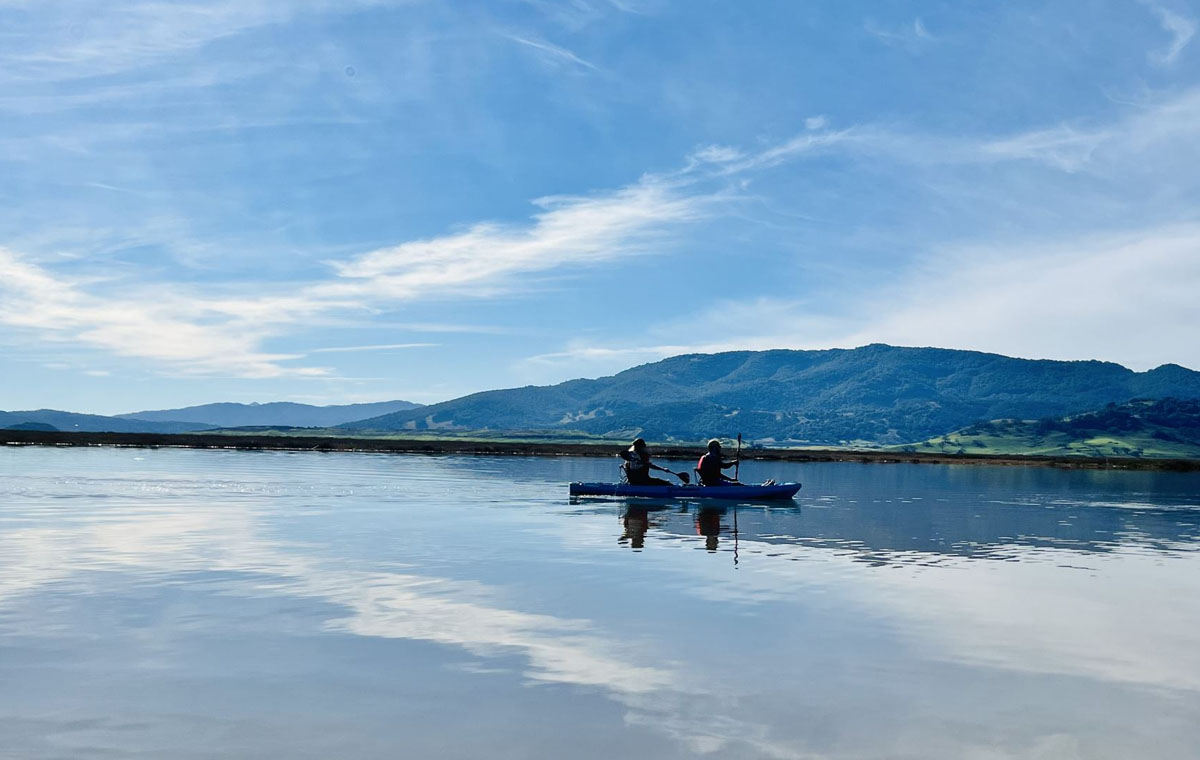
[905,398,1200,458]
[340,345,1200,445]
[120,399,422,428]
[0,409,212,434]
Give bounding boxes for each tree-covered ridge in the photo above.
[341,345,1200,444]
[908,398,1200,458]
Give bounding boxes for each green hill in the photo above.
[340,345,1200,445]
[904,398,1200,458]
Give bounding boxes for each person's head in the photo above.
[707,438,722,453]
[632,437,647,451]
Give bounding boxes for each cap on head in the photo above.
[707,438,722,452]
[632,438,646,449]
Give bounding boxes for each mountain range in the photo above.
[6,345,1200,446]
[1,400,421,434]
[119,400,422,428]
[341,345,1200,444]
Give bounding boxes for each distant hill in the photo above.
[340,345,1200,444]
[906,398,1200,458]
[120,399,422,428]
[0,409,212,434]
[3,421,59,432]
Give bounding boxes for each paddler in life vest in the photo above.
[619,438,675,486]
[696,439,740,486]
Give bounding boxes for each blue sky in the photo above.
[1,0,1199,414]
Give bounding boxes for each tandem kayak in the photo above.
[569,482,801,500]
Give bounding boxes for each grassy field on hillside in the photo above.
[901,422,1200,459]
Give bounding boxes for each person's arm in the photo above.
[720,458,738,469]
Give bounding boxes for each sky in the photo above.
[1,0,1199,414]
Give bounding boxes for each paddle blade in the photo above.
[677,471,690,484]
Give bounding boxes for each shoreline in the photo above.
[2,430,1198,471]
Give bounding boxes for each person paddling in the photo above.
[696,439,740,486]
[619,438,682,486]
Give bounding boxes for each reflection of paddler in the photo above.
[695,507,722,552]
[621,506,650,549]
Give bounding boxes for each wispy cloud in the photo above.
[864,17,936,51]
[505,34,599,72]
[524,223,1200,375]
[0,247,326,379]
[310,342,438,353]
[1142,1,1196,65]
[977,125,1113,172]
[6,84,1200,379]
[519,0,646,30]
[328,175,708,291]
[0,0,397,82]
[841,223,1200,370]
[0,169,716,378]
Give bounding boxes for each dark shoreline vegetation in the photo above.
[4,429,1199,472]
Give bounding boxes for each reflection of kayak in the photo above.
[569,482,801,500]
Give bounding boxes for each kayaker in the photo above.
[696,439,739,486]
[619,438,674,486]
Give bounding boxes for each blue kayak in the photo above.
[569,482,801,500]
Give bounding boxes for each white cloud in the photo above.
[505,34,599,72]
[977,125,1113,172]
[842,224,1200,370]
[526,223,1200,375]
[1142,1,1196,65]
[0,0,400,82]
[0,172,715,378]
[6,85,1200,379]
[326,174,711,293]
[310,342,438,353]
[864,17,936,50]
[0,247,327,378]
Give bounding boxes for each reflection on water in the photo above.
[1,447,1199,759]
[599,491,1200,567]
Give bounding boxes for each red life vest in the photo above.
[697,452,723,484]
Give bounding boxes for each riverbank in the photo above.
[3,429,1199,471]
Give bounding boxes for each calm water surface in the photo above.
[2,447,1199,759]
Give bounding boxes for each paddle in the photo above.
[734,432,742,483]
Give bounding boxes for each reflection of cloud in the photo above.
[548,500,1200,697]
[862,552,1200,693]
[6,450,1200,759]
[0,454,808,757]
[630,529,1200,693]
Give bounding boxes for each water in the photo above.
[1,446,1198,759]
